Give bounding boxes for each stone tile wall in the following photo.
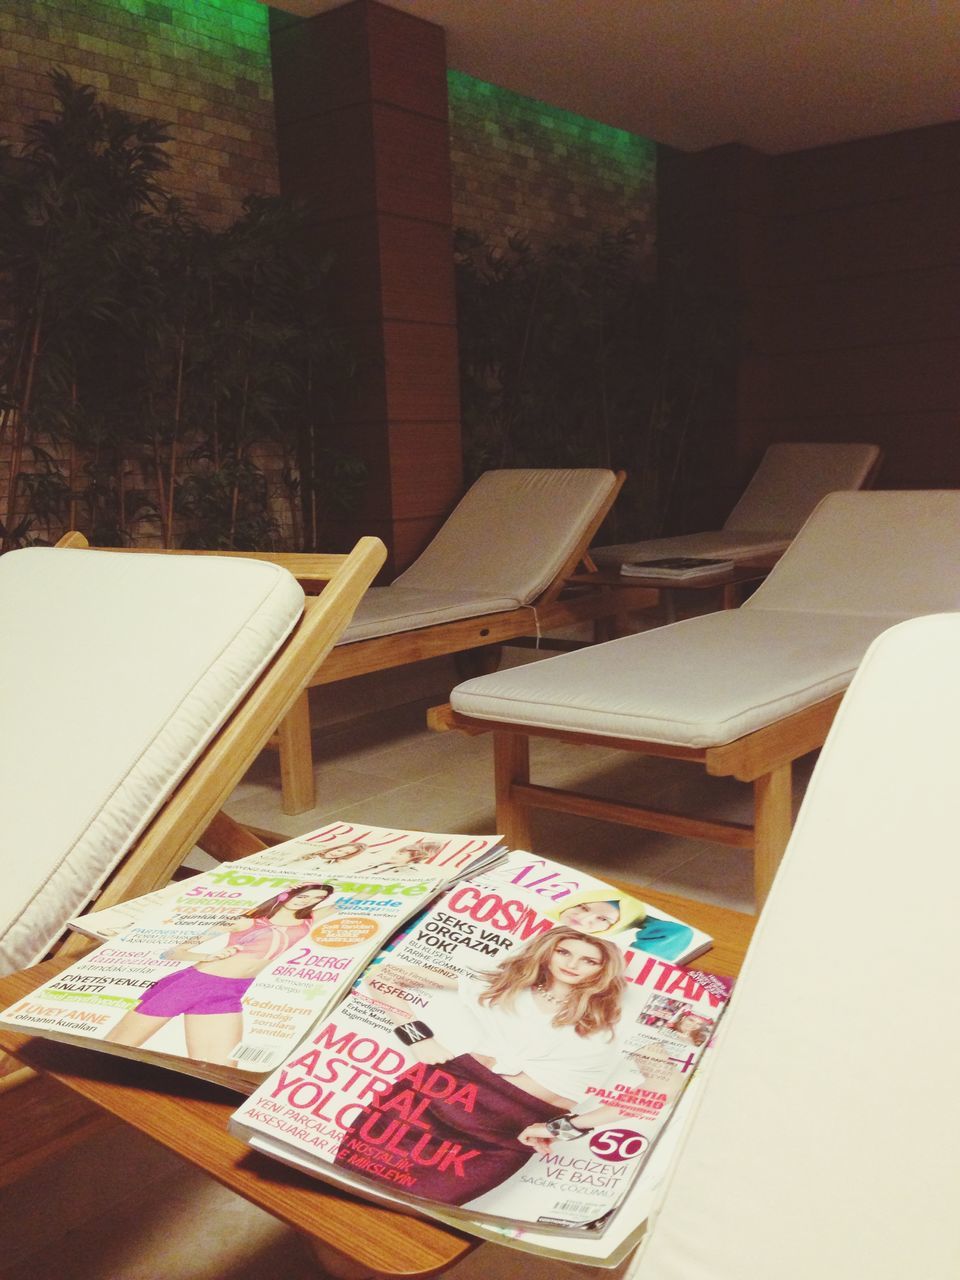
[0,0,278,226]
[447,69,657,255]
[0,0,288,545]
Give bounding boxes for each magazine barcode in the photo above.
[551,1202,599,1216]
[230,1042,277,1065]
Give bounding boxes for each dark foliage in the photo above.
[454,224,736,541]
[0,71,360,551]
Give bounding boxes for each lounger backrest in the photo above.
[631,613,960,1280]
[393,469,619,603]
[0,547,305,973]
[723,442,881,534]
[744,489,960,617]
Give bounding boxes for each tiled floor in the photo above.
[2,637,817,1280]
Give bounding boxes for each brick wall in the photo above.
[0,0,278,226]
[0,0,290,546]
[447,69,657,255]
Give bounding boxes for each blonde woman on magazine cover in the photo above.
[336,927,632,1204]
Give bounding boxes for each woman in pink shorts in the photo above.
[105,883,336,1065]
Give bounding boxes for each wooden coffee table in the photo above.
[0,889,754,1279]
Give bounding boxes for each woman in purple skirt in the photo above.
[105,883,336,1065]
[335,926,628,1205]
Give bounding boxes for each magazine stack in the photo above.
[0,829,728,1262]
[230,850,731,1263]
[0,821,505,1088]
[619,556,735,580]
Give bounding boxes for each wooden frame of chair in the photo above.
[269,470,633,814]
[0,531,386,1188]
[66,538,398,824]
[429,689,845,912]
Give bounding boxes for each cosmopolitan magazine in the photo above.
[230,853,730,1252]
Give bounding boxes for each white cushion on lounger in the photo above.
[723,441,880,532]
[336,468,617,645]
[334,587,520,643]
[450,610,896,746]
[747,488,960,617]
[592,441,881,567]
[0,547,304,973]
[451,491,960,748]
[629,613,960,1280]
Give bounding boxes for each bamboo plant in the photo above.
[454,225,735,543]
[0,72,359,552]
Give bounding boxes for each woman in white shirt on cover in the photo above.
[335,927,630,1204]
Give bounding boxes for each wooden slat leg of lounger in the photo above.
[453,643,503,679]
[494,731,533,849]
[197,810,269,861]
[277,690,315,815]
[753,763,793,908]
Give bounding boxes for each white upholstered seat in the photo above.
[627,612,960,1280]
[0,547,305,974]
[0,533,385,1193]
[451,608,893,747]
[336,586,520,642]
[270,468,625,817]
[337,468,619,644]
[592,441,881,568]
[452,490,960,749]
[447,491,960,907]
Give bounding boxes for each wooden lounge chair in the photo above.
[1,616,952,1278]
[274,467,627,814]
[627,612,960,1279]
[434,490,960,910]
[0,531,385,1185]
[592,441,882,568]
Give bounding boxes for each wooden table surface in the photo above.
[0,889,754,1279]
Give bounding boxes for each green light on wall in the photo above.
[104,0,270,56]
[447,69,654,169]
